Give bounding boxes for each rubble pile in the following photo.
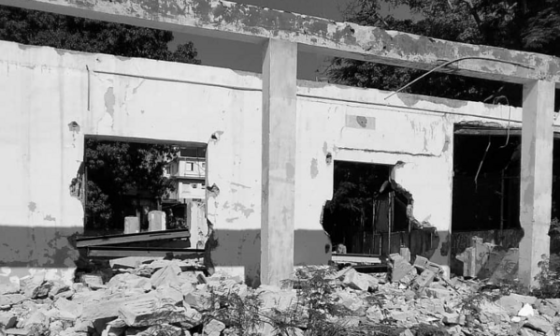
[0,254,559,336]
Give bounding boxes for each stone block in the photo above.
[525,316,554,334]
[203,319,226,336]
[118,304,187,327]
[411,269,436,292]
[136,324,182,336]
[399,247,411,263]
[489,248,519,284]
[107,273,151,293]
[124,217,140,234]
[81,291,158,321]
[155,285,183,305]
[184,291,213,311]
[342,269,370,291]
[55,297,82,320]
[388,254,415,283]
[81,274,105,290]
[150,264,181,288]
[0,294,26,307]
[0,311,17,328]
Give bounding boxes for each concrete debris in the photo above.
[2,258,560,336]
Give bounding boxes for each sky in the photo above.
[170,0,412,80]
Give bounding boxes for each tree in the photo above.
[328,0,560,107]
[0,5,199,231]
[0,5,200,64]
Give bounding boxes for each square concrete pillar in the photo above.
[519,80,555,287]
[261,39,297,287]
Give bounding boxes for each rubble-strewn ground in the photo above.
[1,255,560,336]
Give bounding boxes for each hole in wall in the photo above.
[322,160,412,256]
[82,136,208,248]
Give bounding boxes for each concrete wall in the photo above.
[0,40,527,284]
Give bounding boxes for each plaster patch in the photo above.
[310,158,318,178]
[285,163,295,180]
[28,202,37,212]
[233,203,254,218]
[104,87,115,116]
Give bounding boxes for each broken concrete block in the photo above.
[411,269,436,292]
[0,294,26,307]
[0,311,17,329]
[155,285,183,306]
[535,298,560,317]
[102,324,126,336]
[136,324,182,336]
[518,303,535,317]
[21,271,46,299]
[498,295,523,316]
[334,291,363,312]
[148,210,166,231]
[150,264,181,288]
[489,248,519,284]
[107,273,151,293]
[477,300,509,324]
[425,287,453,301]
[442,313,462,325]
[0,282,20,296]
[259,287,298,312]
[81,274,105,290]
[203,319,226,336]
[49,320,65,336]
[55,297,82,320]
[524,316,554,334]
[388,254,415,283]
[365,306,384,322]
[118,304,188,327]
[414,256,443,275]
[184,291,213,311]
[183,304,203,327]
[24,309,47,330]
[124,216,140,234]
[456,247,476,278]
[81,291,158,321]
[342,268,370,291]
[399,247,411,263]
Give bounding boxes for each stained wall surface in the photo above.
[0,40,526,284]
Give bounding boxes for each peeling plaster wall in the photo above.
[0,40,530,284]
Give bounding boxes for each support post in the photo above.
[261,39,297,287]
[519,80,555,287]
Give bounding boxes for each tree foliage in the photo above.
[0,5,199,231]
[0,5,200,63]
[328,0,560,106]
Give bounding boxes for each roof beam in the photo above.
[2,0,560,85]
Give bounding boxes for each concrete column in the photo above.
[261,39,297,287]
[519,80,555,287]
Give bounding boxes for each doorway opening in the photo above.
[322,161,413,257]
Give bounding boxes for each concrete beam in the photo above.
[519,80,555,287]
[261,39,297,287]
[3,0,560,85]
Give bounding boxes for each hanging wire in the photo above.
[384,56,533,100]
[474,136,492,191]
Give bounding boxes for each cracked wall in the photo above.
[0,40,532,284]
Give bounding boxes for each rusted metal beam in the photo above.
[76,229,190,247]
[2,0,560,85]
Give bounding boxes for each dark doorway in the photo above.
[452,126,523,234]
[322,161,412,256]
